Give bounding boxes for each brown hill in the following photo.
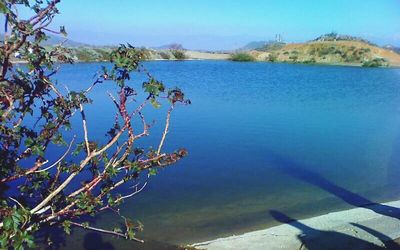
[247,40,400,67]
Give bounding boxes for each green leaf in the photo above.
[32,145,44,157]
[25,235,35,248]
[25,137,34,147]
[0,234,8,248]
[148,168,158,176]
[150,98,161,109]
[0,2,8,14]
[127,229,136,240]
[3,217,13,230]
[62,221,71,235]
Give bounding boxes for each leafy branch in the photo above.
[0,0,190,248]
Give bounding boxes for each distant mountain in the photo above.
[383,45,400,54]
[239,41,271,51]
[40,35,89,47]
[239,40,286,51]
[152,43,185,50]
[0,33,89,47]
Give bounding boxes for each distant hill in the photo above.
[239,40,286,52]
[312,32,376,46]
[239,38,400,67]
[40,35,89,47]
[384,45,400,54]
[152,43,185,50]
[0,33,89,47]
[4,33,230,62]
[239,41,271,50]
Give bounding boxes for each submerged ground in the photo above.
[48,61,400,249]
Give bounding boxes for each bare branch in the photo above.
[157,105,174,155]
[114,182,148,203]
[80,104,91,155]
[0,159,49,183]
[9,197,24,209]
[69,221,144,243]
[35,136,76,173]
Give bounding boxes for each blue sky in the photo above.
[14,0,400,50]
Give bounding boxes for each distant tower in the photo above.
[275,34,283,43]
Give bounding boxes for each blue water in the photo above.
[53,61,400,248]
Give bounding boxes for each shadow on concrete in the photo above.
[270,210,400,250]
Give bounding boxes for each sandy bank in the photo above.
[192,200,400,250]
[185,51,231,60]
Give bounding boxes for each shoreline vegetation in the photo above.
[9,33,400,68]
[230,41,400,67]
[230,33,400,68]
[10,48,231,63]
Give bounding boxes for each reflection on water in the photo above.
[52,61,400,248]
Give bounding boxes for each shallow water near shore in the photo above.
[50,61,400,249]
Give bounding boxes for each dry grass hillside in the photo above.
[247,41,400,67]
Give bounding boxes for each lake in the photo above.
[53,61,400,249]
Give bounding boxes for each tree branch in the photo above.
[69,221,144,243]
[157,105,174,155]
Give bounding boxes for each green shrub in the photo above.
[171,50,187,60]
[303,58,316,64]
[361,48,371,53]
[362,58,389,67]
[267,53,278,62]
[318,46,336,56]
[259,42,285,51]
[93,48,111,61]
[289,55,298,62]
[334,49,343,55]
[159,51,171,60]
[230,53,256,62]
[137,48,152,60]
[74,48,97,62]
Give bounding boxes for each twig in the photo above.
[114,182,148,203]
[69,221,144,243]
[9,197,24,209]
[35,136,76,173]
[79,104,90,155]
[157,105,174,155]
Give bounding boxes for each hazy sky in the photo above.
[14,0,400,50]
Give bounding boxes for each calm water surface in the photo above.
[53,61,400,248]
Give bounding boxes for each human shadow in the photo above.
[270,210,400,250]
[269,153,400,220]
[83,232,116,250]
[351,223,400,250]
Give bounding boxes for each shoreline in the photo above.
[11,58,400,69]
[191,200,400,250]
[12,59,400,68]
